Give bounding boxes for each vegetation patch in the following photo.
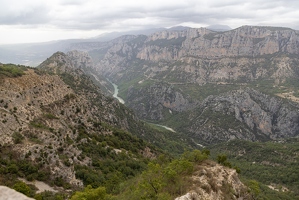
[210,139,299,199]
[146,37,186,48]
[0,64,27,77]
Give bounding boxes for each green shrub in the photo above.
[71,185,112,200]
[0,64,27,77]
[13,181,32,197]
[12,132,24,144]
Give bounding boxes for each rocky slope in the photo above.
[0,52,158,194]
[183,88,299,144]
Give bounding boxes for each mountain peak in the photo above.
[206,24,232,31]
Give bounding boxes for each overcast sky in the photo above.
[1,0,299,44]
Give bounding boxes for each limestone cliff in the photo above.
[184,88,299,144]
[126,82,196,120]
[95,26,299,84]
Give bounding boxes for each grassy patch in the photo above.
[43,113,59,120]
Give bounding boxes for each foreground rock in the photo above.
[0,186,34,200]
[176,161,251,200]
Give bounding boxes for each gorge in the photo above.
[1,25,299,199]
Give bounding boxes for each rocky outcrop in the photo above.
[0,52,155,188]
[39,50,95,73]
[66,50,94,70]
[0,186,34,200]
[175,161,251,200]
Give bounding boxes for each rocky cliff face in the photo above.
[138,26,299,60]
[184,88,299,144]
[96,26,299,84]
[126,82,196,120]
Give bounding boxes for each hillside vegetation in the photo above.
[70,149,253,200]
[0,63,27,77]
[210,139,299,199]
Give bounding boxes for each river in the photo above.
[90,73,125,104]
[108,78,176,132]
[111,82,125,104]
[153,124,176,132]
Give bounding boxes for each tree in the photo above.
[248,180,260,199]
[217,154,232,167]
[138,162,164,199]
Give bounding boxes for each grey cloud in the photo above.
[2,0,299,31]
[0,4,50,25]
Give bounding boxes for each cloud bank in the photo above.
[1,0,299,44]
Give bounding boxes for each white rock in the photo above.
[0,186,34,200]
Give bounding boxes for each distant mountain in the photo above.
[206,24,232,31]
[92,27,167,41]
[0,27,166,66]
[167,25,191,31]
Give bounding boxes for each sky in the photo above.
[1,0,299,44]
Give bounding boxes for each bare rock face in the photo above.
[175,161,251,200]
[185,88,299,144]
[95,26,299,85]
[67,50,94,71]
[126,82,196,120]
[138,26,299,61]
[0,186,34,200]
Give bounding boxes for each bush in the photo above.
[13,181,32,197]
[0,64,26,77]
[70,185,112,200]
[12,132,24,144]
